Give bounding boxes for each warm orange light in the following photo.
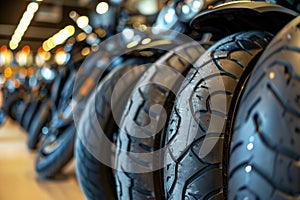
[16,51,28,66]
[4,67,13,79]
[95,28,106,38]
[76,32,87,42]
[14,79,21,88]
[0,45,13,66]
[37,47,45,55]
[0,45,7,53]
[27,67,34,77]
[42,40,51,52]
[55,47,67,65]
[19,68,27,78]
[44,52,51,61]
[22,45,31,54]
[81,47,90,56]
[56,47,65,54]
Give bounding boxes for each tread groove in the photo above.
[267,83,300,117]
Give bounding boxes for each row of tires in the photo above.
[74,3,300,200]
[1,40,82,178]
[1,1,299,200]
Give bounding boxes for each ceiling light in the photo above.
[9,41,18,50]
[55,48,67,65]
[41,67,55,80]
[13,32,23,40]
[76,32,87,42]
[65,25,75,35]
[42,41,50,52]
[38,47,50,60]
[27,2,39,13]
[96,2,109,15]
[22,11,34,22]
[69,11,92,34]
[137,0,158,15]
[11,36,21,43]
[22,45,31,54]
[0,46,13,66]
[8,1,40,50]
[192,0,202,10]
[35,54,45,67]
[182,5,190,14]
[69,11,78,19]
[14,27,25,35]
[76,16,89,29]
[164,8,175,23]
[16,52,28,66]
[4,67,13,79]
[81,47,90,56]
[53,29,70,44]
[44,51,51,60]
[42,25,75,51]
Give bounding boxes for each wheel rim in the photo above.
[41,131,65,156]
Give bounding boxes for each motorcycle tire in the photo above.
[15,95,31,124]
[228,16,300,200]
[35,70,77,178]
[35,124,76,178]
[10,99,26,122]
[27,102,51,150]
[114,41,211,200]
[3,91,26,121]
[75,62,148,200]
[0,108,6,126]
[270,0,300,13]
[21,99,40,131]
[161,30,273,200]
[50,66,69,108]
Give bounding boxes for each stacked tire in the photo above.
[72,1,300,200]
[228,15,300,200]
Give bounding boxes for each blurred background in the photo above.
[1,0,299,200]
[0,1,162,199]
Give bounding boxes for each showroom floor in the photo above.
[0,118,84,200]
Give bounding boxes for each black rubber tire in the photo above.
[0,108,6,126]
[34,69,77,178]
[270,0,300,13]
[21,99,40,131]
[19,100,32,127]
[161,31,273,199]
[50,66,68,108]
[228,17,300,199]
[15,95,31,124]
[27,102,51,150]
[75,63,148,200]
[10,99,26,122]
[35,124,76,178]
[115,41,211,200]
[3,91,27,121]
